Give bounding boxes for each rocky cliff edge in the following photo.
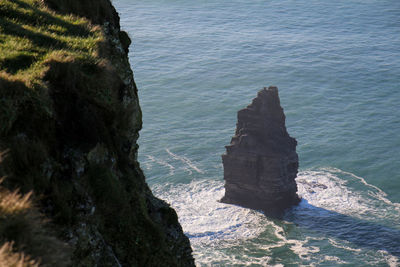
[0,0,194,266]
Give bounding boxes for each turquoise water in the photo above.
[114,1,400,266]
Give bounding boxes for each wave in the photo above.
[296,167,400,220]
[151,168,399,266]
[145,155,175,175]
[152,180,264,242]
[142,149,204,179]
[166,148,205,174]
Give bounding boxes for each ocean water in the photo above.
[114,1,400,266]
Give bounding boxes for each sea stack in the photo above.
[221,86,300,216]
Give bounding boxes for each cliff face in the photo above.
[0,0,194,266]
[221,86,300,217]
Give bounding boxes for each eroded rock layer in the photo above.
[221,86,300,216]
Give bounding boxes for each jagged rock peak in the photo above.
[221,86,300,217]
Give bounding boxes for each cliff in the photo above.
[221,86,300,217]
[0,0,194,266]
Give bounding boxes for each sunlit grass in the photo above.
[0,0,105,87]
[0,0,109,137]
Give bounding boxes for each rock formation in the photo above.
[221,86,300,216]
[0,0,194,266]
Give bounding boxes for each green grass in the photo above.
[0,0,111,139]
[0,0,104,87]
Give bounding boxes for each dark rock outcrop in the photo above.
[0,0,194,266]
[221,86,300,216]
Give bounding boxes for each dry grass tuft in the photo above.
[0,186,32,215]
[0,242,39,267]
[0,153,71,267]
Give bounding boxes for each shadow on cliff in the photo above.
[283,199,400,258]
[0,0,91,38]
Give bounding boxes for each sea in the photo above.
[113,1,400,266]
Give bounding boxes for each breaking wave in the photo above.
[152,168,400,266]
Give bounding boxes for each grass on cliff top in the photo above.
[0,0,104,87]
[0,0,111,138]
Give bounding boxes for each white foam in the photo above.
[295,168,400,266]
[152,179,284,265]
[151,168,399,266]
[145,155,175,175]
[333,168,400,211]
[322,255,348,265]
[152,179,326,266]
[152,179,263,242]
[377,250,400,267]
[296,168,400,220]
[328,238,361,252]
[166,149,205,174]
[386,254,400,267]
